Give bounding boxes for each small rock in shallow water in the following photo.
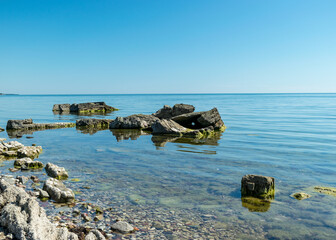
[291,192,311,200]
[45,162,69,180]
[111,221,134,233]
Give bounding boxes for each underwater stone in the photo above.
[241,174,275,199]
[314,186,336,197]
[43,178,75,203]
[111,221,134,233]
[85,230,106,240]
[291,192,311,200]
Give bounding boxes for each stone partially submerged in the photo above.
[76,119,113,134]
[14,157,44,170]
[153,104,195,119]
[241,174,275,199]
[6,119,75,131]
[0,178,78,240]
[0,140,42,159]
[53,102,118,114]
[43,178,75,203]
[45,162,69,180]
[152,119,188,136]
[110,114,159,130]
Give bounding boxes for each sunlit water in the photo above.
[0,94,335,239]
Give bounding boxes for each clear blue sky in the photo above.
[1,0,335,94]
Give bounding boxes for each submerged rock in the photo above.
[241,174,275,199]
[43,178,75,203]
[85,230,106,240]
[111,221,134,234]
[0,178,78,240]
[314,186,336,197]
[0,127,4,132]
[14,158,43,170]
[6,119,75,131]
[110,114,159,129]
[53,102,118,113]
[241,196,271,212]
[291,192,311,200]
[45,162,69,180]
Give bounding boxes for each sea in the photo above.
[0,94,335,239]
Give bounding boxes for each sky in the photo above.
[0,0,336,94]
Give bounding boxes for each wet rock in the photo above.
[52,104,71,112]
[0,127,4,132]
[17,146,43,159]
[241,174,275,199]
[152,119,187,135]
[314,186,336,197]
[85,230,106,240]
[76,119,113,129]
[16,176,29,184]
[94,215,104,221]
[110,114,159,129]
[0,178,78,240]
[82,213,91,222]
[241,196,271,212]
[30,175,40,183]
[291,192,311,200]
[43,178,75,203]
[153,104,195,119]
[111,221,134,233]
[45,162,69,180]
[172,108,225,130]
[54,102,118,113]
[37,188,50,199]
[14,158,44,169]
[6,119,75,131]
[1,141,24,151]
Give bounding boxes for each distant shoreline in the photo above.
[0,93,19,96]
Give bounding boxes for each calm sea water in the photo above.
[0,94,335,239]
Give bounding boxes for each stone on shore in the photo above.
[291,192,311,200]
[85,230,106,240]
[241,174,275,199]
[76,119,113,129]
[0,178,78,240]
[45,162,69,180]
[152,119,188,136]
[53,102,118,113]
[14,158,44,170]
[43,178,75,203]
[110,114,159,129]
[111,221,134,234]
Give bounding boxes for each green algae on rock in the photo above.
[241,174,275,200]
[291,192,311,200]
[53,102,118,114]
[314,186,336,197]
[241,196,271,212]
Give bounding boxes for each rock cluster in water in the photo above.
[53,102,118,114]
[0,139,42,160]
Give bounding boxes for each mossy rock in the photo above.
[314,186,336,197]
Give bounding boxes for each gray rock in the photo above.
[152,119,187,135]
[152,105,173,119]
[45,162,69,180]
[16,176,29,184]
[110,114,159,129]
[53,102,117,113]
[6,119,75,131]
[172,104,195,117]
[37,188,50,199]
[171,108,225,130]
[85,230,106,240]
[43,178,75,203]
[2,141,24,151]
[52,104,71,112]
[0,179,78,240]
[14,158,44,169]
[17,146,42,159]
[241,174,275,199]
[111,221,134,233]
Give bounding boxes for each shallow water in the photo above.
[0,94,336,239]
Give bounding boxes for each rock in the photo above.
[241,196,271,212]
[0,178,78,240]
[82,213,91,222]
[110,114,159,129]
[14,158,44,169]
[291,192,311,200]
[94,215,103,221]
[241,174,275,199]
[0,127,4,132]
[16,176,29,184]
[85,230,106,240]
[314,186,336,197]
[171,108,225,130]
[52,104,71,112]
[54,102,118,113]
[30,175,40,183]
[2,141,24,151]
[6,119,75,131]
[17,146,42,159]
[37,188,50,199]
[153,104,195,119]
[152,119,187,135]
[45,162,69,180]
[76,119,113,129]
[153,105,173,119]
[43,178,75,203]
[111,221,134,233]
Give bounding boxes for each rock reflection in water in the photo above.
[241,196,273,212]
[110,129,150,141]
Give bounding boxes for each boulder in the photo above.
[76,119,113,129]
[2,141,24,151]
[17,146,42,159]
[43,178,75,203]
[241,174,275,199]
[52,104,71,112]
[45,163,69,180]
[153,104,195,119]
[53,102,117,113]
[152,119,187,135]
[0,179,78,240]
[171,108,225,130]
[14,158,44,169]
[110,114,159,129]
[6,119,75,131]
[85,230,106,240]
[37,188,50,199]
[111,221,134,234]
